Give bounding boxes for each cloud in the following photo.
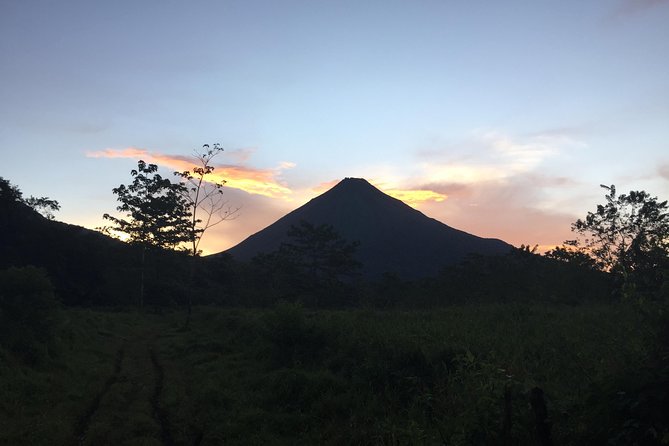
[85,130,589,255]
[381,188,447,206]
[87,147,294,198]
[403,130,592,249]
[659,163,669,181]
[415,130,582,186]
[225,147,257,164]
[612,0,669,17]
[196,187,294,254]
[414,174,579,250]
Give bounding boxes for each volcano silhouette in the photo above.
[224,178,512,278]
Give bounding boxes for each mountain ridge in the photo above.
[224,177,512,278]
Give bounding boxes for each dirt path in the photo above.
[73,347,125,446]
[150,348,174,446]
[73,333,175,445]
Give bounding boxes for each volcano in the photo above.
[224,178,512,278]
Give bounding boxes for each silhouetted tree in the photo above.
[248,221,360,306]
[174,144,239,320]
[0,177,60,220]
[279,220,361,287]
[544,245,599,270]
[103,160,192,307]
[570,184,669,299]
[24,196,60,220]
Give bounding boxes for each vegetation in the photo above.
[2,303,667,445]
[103,160,192,307]
[0,266,62,365]
[174,143,239,322]
[103,160,192,250]
[1,176,60,220]
[251,221,361,306]
[552,184,669,300]
[175,143,239,257]
[1,178,668,444]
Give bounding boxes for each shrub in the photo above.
[0,266,61,364]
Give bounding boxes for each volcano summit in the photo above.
[224,178,512,278]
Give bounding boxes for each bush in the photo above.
[0,266,61,364]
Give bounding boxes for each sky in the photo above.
[1,0,668,254]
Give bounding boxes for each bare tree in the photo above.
[175,144,240,321]
[175,144,240,256]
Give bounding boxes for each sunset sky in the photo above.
[2,0,668,254]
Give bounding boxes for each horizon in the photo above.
[2,1,668,254]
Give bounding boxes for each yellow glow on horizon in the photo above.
[383,189,447,206]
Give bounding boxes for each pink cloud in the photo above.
[659,163,669,181]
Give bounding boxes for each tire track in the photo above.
[150,348,175,446]
[73,347,125,446]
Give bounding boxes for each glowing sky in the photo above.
[2,0,668,254]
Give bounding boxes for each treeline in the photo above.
[2,176,668,311]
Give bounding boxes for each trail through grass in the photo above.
[1,303,663,445]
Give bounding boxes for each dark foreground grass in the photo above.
[0,302,663,445]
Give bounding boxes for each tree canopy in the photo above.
[565,184,669,298]
[103,160,192,249]
[1,177,60,220]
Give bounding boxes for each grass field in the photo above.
[1,302,664,445]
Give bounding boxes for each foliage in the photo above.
[24,196,61,220]
[569,184,669,299]
[417,249,611,307]
[2,304,665,445]
[280,220,361,283]
[0,176,60,220]
[544,245,600,269]
[174,143,239,257]
[0,310,142,445]
[0,266,61,364]
[247,221,361,306]
[102,160,193,307]
[0,176,22,203]
[103,160,191,249]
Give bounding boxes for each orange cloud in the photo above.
[87,147,293,198]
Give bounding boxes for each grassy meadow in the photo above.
[2,302,665,445]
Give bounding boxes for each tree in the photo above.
[250,221,361,306]
[279,220,361,287]
[174,144,239,257]
[544,245,600,270]
[0,177,60,220]
[174,144,239,320]
[569,184,669,298]
[103,160,192,307]
[24,197,61,220]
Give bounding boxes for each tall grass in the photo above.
[1,302,662,445]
